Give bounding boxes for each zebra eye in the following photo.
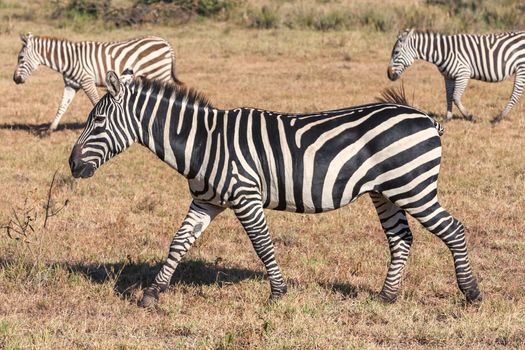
[93,115,106,124]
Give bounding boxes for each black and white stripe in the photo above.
[388,29,525,124]
[13,33,178,130]
[69,70,481,307]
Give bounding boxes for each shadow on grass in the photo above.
[0,257,365,300]
[317,281,360,298]
[427,111,476,122]
[0,122,85,136]
[66,259,266,298]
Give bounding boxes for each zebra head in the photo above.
[13,33,39,84]
[70,70,138,179]
[387,29,416,81]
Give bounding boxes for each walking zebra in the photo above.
[13,33,180,131]
[388,29,525,124]
[69,70,482,307]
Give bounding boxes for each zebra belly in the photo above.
[470,73,510,82]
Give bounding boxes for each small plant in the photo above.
[1,169,70,246]
[1,197,37,244]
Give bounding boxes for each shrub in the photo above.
[63,0,111,18]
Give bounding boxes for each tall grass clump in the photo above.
[427,0,525,31]
[246,5,280,29]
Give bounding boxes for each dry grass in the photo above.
[1,10,525,350]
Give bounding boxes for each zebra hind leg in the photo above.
[403,200,481,303]
[444,78,455,121]
[370,192,413,303]
[139,201,224,308]
[452,76,477,122]
[491,69,525,125]
[49,85,78,131]
[233,200,287,301]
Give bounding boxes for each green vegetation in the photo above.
[41,0,525,32]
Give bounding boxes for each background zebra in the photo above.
[13,33,180,131]
[69,70,482,308]
[388,29,525,124]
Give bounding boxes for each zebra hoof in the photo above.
[464,288,482,304]
[466,114,477,123]
[490,116,503,125]
[377,290,397,303]
[268,284,288,303]
[138,287,160,308]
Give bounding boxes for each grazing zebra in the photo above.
[13,33,180,131]
[388,29,525,124]
[69,70,482,308]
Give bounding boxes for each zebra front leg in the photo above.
[233,200,287,301]
[370,193,413,303]
[49,85,78,131]
[81,79,100,105]
[453,76,476,122]
[139,201,224,308]
[491,69,525,124]
[444,78,455,121]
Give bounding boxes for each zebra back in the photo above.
[376,85,444,136]
[16,34,177,85]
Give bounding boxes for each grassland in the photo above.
[1,1,525,349]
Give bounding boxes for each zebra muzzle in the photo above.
[387,66,399,81]
[13,73,24,84]
[69,145,96,179]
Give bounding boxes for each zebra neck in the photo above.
[135,91,215,179]
[413,32,446,65]
[34,37,74,74]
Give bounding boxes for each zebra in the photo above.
[388,29,525,124]
[69,69,482,308]
[13,33,180,131]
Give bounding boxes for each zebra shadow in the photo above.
[66,259,364,300]
[0,122,85,137]
[66,258,266,298]
[427,111,476,122]
[0,257,364,301]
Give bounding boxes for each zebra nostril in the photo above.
[387,67,398,81]
[69,157,79,172]
[69,144,83,172]
[13,74,23,84]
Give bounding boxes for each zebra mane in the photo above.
[133,77,214,108]
[376,85,410,106]
[31,35,70,43]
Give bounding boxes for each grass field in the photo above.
[1,2,525,349]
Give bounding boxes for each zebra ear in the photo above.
[20,33,27,43]
[121,68,134,85]
[106,71,121,98]
[398,28,414,41]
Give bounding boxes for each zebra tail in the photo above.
[170,48,185,86]
[376,84,445,137]
[433,119,445,136]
